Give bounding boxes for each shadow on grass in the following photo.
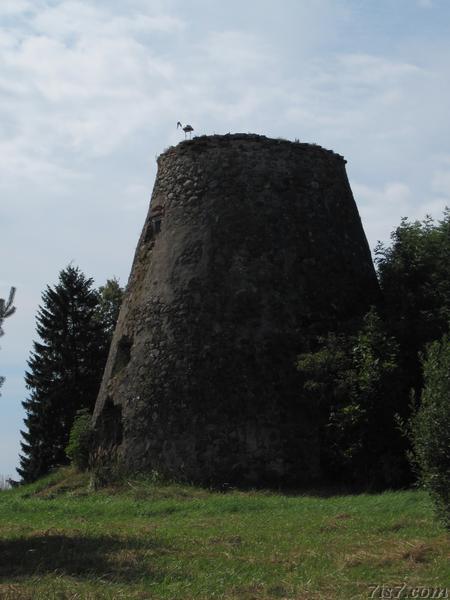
[209,482,409,498]
[0,533,178,584]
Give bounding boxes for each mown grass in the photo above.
[0,468,448,599]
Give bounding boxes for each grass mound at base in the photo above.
[0,468,448,599]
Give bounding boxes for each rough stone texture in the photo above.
[92,133,380,486]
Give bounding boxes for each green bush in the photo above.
[297,308,403,487]
[65,409,93,471]
[410,333,450,528]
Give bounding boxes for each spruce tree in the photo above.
[0,287,16,335]
[0,287,16,395]
[18,266,108,482]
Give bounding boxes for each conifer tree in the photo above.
[0,287,16,395]
[18,266,109,482]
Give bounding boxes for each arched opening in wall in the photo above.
[144,222,154,243]
[112,335,132,377]
[150,204,165,236]
[152,217,162,234]
[95,397,123,449]
[143,204,165,243]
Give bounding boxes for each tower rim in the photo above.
[158,132,346,163]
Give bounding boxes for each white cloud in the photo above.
[432,169,450,197]
[355,179,448,251]
[0,140,84,188]
[354,181,413,248]
[0,3,185,170]
[336,53,420,85]
[1,2,442,180]
[204,30,273,72]
[0,0,33,16]
[32,1,185,40]
[285,52,426,140]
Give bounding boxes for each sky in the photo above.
[1,0,450,477]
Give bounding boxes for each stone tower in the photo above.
[92,134,379,486]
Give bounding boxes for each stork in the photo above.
[177,121,194,139]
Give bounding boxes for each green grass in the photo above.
[0,468,448,599]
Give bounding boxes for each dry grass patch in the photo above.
[0,584,34,600]
[399,541,433,563]
[30,470,90,499]
[377,520,408,533]
[342,538,445,570]
[319,512,352,532]
[376,539,439,567]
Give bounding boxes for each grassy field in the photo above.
[0,468,448,599]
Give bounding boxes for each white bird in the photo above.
[177,121,194,139]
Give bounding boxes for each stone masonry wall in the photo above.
[91,134,380,486]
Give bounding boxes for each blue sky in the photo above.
[1,0,450,477]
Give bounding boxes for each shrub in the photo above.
[65,409,93,471]
[375,210,450,397]
[410,333,450,528]
[297,308,403,487]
